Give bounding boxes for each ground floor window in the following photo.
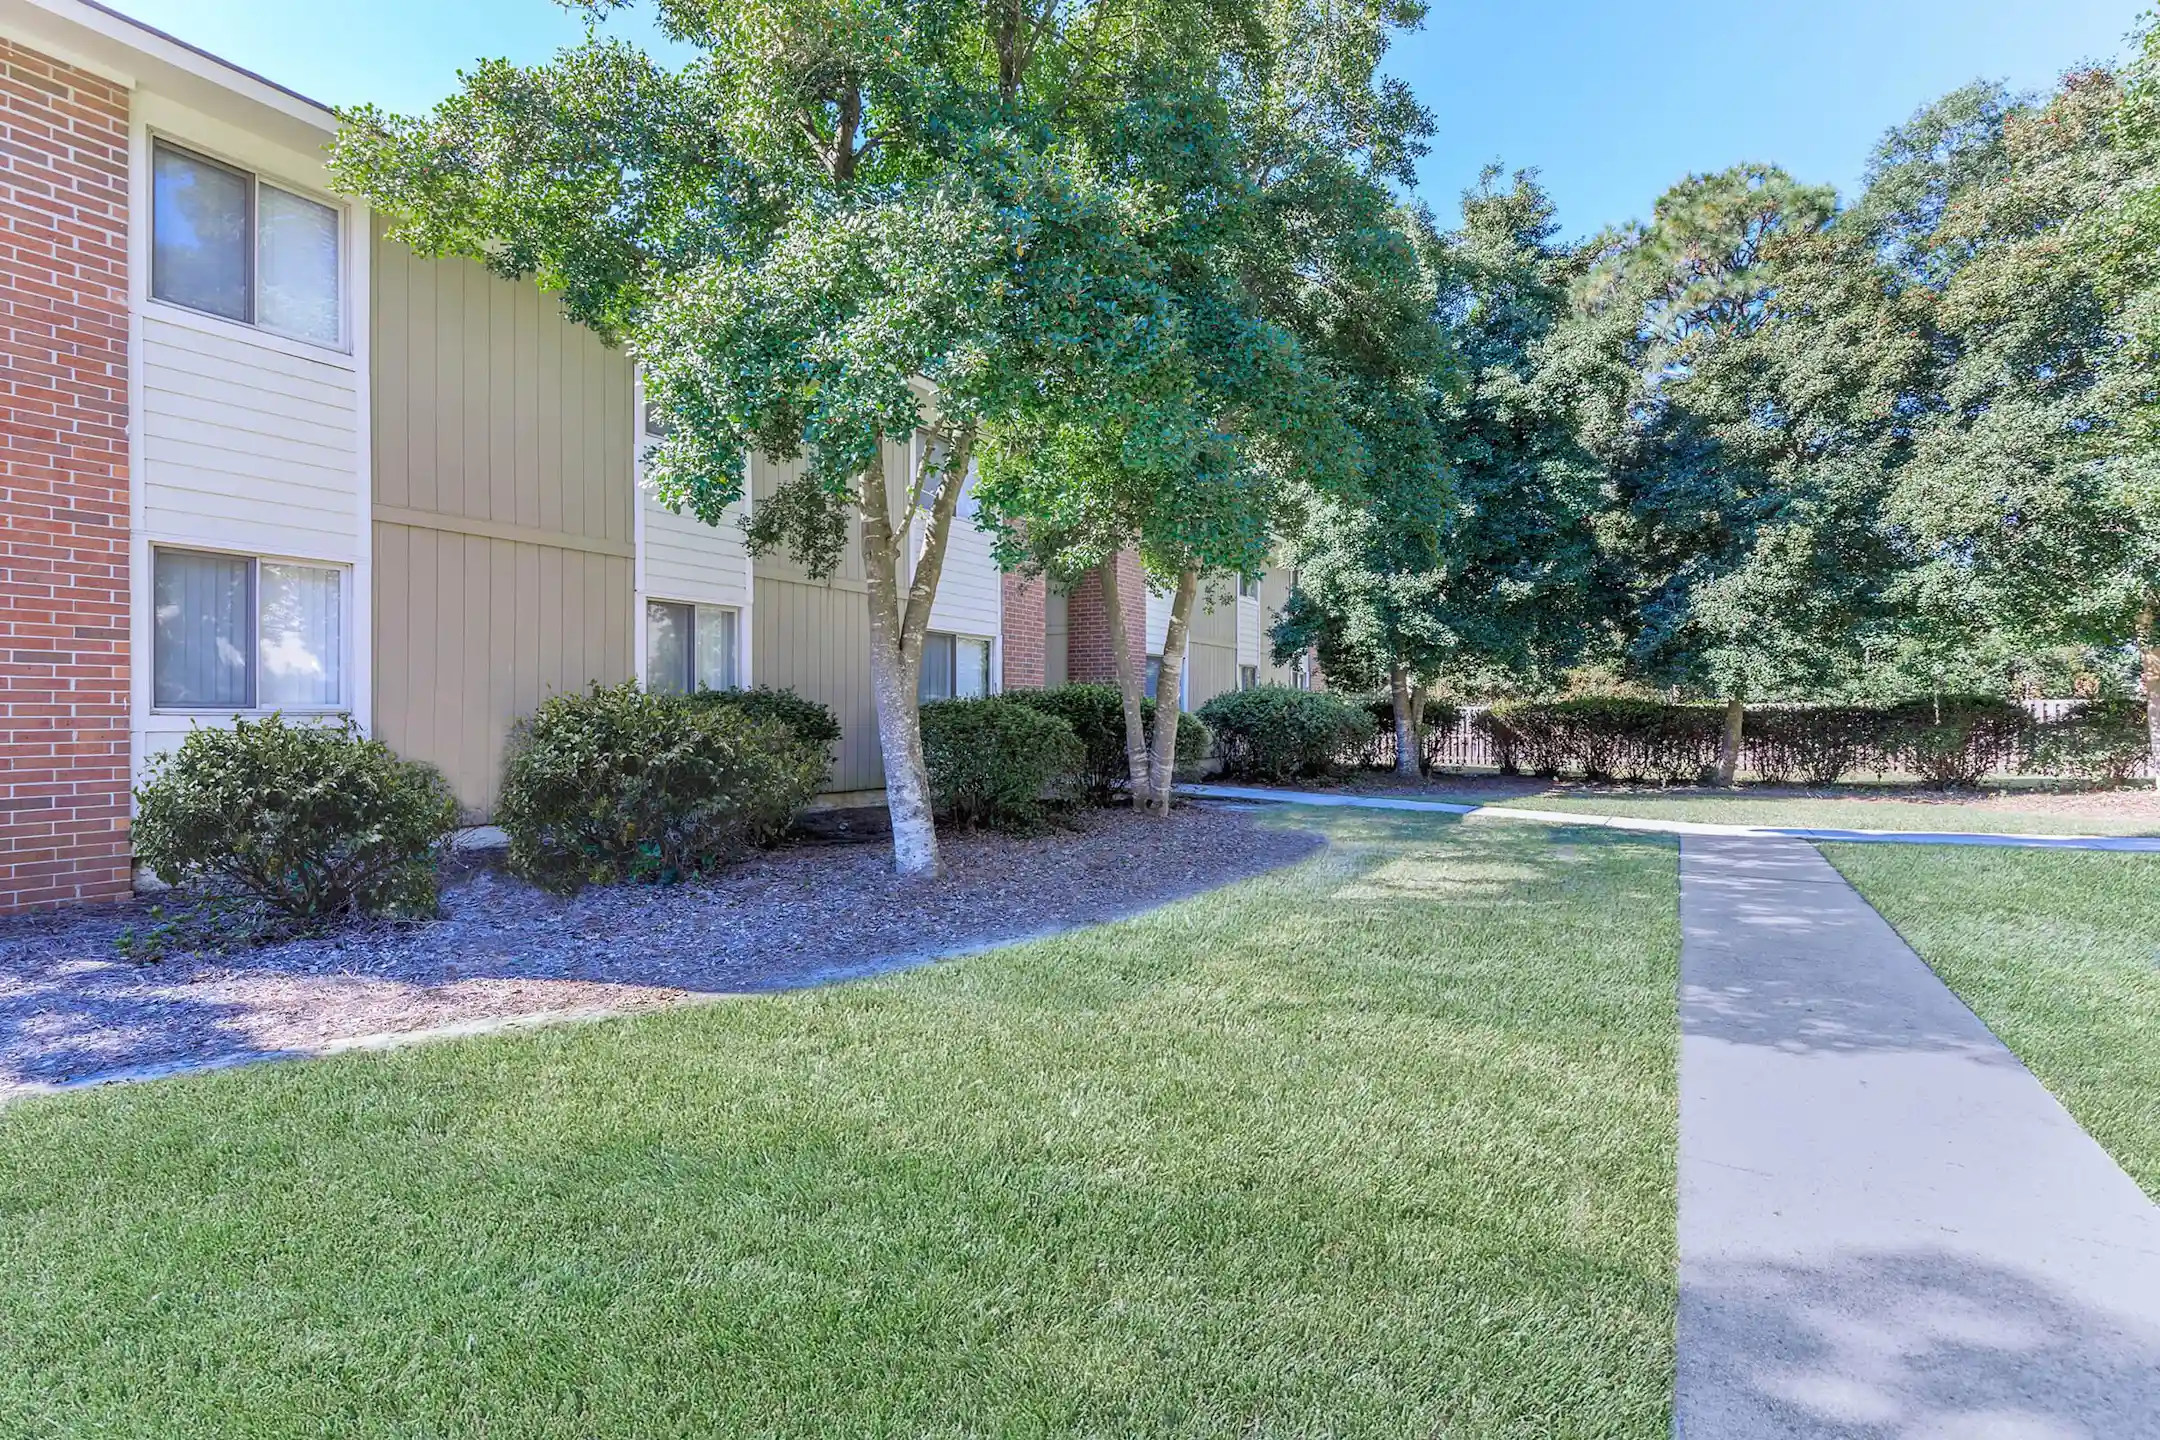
[920,632,991,701]
[646,600,738,695]
[1144,654,1189,709]
[152,548,345,711]
[1240,664,1259,691]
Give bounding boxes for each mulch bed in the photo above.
[0,805,1320,1096]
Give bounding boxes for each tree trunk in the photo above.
[1714,696,1745,787]
[2143,601,2160,793]
[1147,568,1199,815]
[1391,665,1420,777]
[859,424,975,875]
[1099,556,1151,809]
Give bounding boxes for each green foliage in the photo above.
[1197,687,1373,781]
[684,686,841,782]
[917,697,1085,832]
[496,682,823,892]
[131,715,459,925]
[1003,684,1204,804]
[2026,699,2153,784]
[1478,700,1724,783]
[1877,698,2032,788]
[1745,707,1892,786]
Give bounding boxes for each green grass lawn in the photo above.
[1825,844,2160,1199]
[1432,788,2160,836]
[0,812,1680,1439]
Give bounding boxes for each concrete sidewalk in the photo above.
[1677,835,2160,1438]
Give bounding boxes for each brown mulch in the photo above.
[1318,770,2160,823]
[0,806,1321,1095]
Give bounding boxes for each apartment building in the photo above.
[0,0,1286,913]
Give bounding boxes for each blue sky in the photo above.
[110,0,2147,236]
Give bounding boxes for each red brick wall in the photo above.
[1000,571,1045,689]
[1064,551,1145,685]
[0,41,131,914]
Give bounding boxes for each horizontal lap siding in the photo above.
[643,500,749,610]
[372,225,633,812]
[140,315,360,562]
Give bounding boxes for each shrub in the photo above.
[1477,699,1722,782]
[1745,706,1890,786]
[2026,698,2152,785]
[918,696,1085,831]
[1197,686,1373,782]
[497,682,824,891]
[1879,696,2030,787]
[132,715,459,924]
[686,686,841,782]
[1004,684,1206,804]
[1353,694,1469,772]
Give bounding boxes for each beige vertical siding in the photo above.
[1186,581,1240,710]
[370,224,635,812]
[1043,582,1069,688]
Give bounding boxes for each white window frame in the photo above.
[148,544,353,716]
[147,135,351,352]
[919,630,995,701]
[1239,574,1261,600]
[643,598,742,695]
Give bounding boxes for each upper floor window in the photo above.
[1239,574,1261,599]
[152,141,342,347]
[153,548,345,711]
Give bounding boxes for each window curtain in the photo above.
[257,562,342,708]
[919,633,955,702]
[257,184,341,345]
[694,605,738,690]
[954,637,990,698]
[153,550,251,708]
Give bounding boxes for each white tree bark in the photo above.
[859,425,975,876]
[1099,556,1152,809]
[1147,568,1199,815]
[2142,602,2160,793]
[1391,664,1420,777]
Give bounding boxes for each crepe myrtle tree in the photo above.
[334,1,1188,873]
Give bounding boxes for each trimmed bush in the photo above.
[132,715,459,923]
[686,685,841,783]
[1004,683,1206,804]
[919,696,1085,831]
[1352,694,1468,773]
[1477,699,1722,783]
[1745,706,1890,785]
[497,682,824,891]
[1197,686,1373,782]
[2026,698,2150,785]
[1880,697,2030,787]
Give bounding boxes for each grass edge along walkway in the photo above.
[0,811,1680,1439]
[1186,783,2160,849]
[1823,842,2160,1202]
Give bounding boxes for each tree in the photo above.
[1878,69,2160,776]
[1580,164,1907,782]
[976,0,1428,810]
[335,0,1204,870]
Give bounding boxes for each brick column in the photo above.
[0,41,131,914]
[1064,551,1145,685]
[1000,570,1046,690]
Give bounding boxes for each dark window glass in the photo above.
[152,144,250,323]
[646,600,692,695]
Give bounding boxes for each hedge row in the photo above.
[1462,696,2149,787]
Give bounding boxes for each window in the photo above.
[920,632,991,701]
[152,141,342,346]
[1144,655,1163,701]
[153,549,344,710]
[1240,664,1259,691]
[1239,574,1261,599]
[646,601,738,695]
